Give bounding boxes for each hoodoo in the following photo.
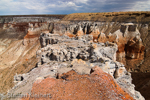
[0,12,150,100]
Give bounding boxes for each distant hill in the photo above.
[62,11,150,23]
[0,14,66,19]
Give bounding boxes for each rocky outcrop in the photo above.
[6,33,144,100]
[0,13,150,100]
[23,67,134,100]
[52,22,146,72]
[23,22,54,46]
[38,33,117,64]
[0,17,62,94]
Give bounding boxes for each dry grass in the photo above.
[62,11,150,23]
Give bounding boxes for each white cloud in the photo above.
[0,0,54,14]
[131,0,150,11]
[67,2,76,6]
[0,0,150,15]
[74,0,88,4]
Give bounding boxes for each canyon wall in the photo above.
[0,12,150,99]
[61,12,150,73]
[0,16,62,94]
[52,21,147,72]
[7,33,144,100]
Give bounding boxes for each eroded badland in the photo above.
[0,12,150,100]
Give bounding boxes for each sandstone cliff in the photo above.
[52,21,146,72]
[7,33,144,100]
[0,16,60,94]
[0,12,150,99]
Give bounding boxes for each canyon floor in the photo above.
[0,11,150,100]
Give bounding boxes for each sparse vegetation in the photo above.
[62,11,150,23]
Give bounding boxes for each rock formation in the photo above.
[0,16,61,94]
[6,33,144,100]
[24,68,134,100]
[52,22,145,71]
[0,12,150,99]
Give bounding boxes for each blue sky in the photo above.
[0,0,150,15]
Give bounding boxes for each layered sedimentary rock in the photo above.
[6,33,144,100]
[52,22,145,71]
[0,17,61,94]
[0,18,56,68]
[23,22,54,46]
[0,13,149,99]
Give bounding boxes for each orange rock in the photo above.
[22,66,134,100]
[76,25,84,36]
[126,39,145,59]
[76,30,84,36]
[92,44,97,49]
[97,32,107,43]
[64,32,75,38]
[90,29,100,41]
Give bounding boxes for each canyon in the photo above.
[0,12,150,99]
